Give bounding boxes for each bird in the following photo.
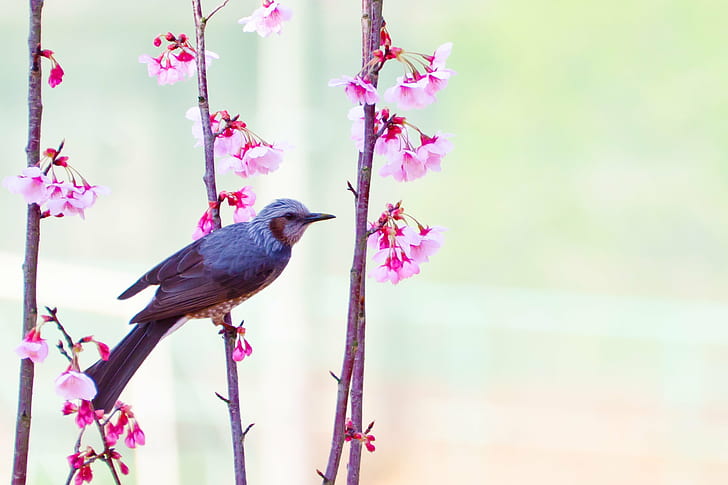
[85,198,334,412]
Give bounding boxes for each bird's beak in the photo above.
[304,212,336,224]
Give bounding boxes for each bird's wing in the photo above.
[126,227,290,323]
[118,238,206,300]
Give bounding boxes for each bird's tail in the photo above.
[85,317,179,413]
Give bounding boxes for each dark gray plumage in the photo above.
[86,199,334,412]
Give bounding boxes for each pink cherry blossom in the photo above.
[185,107,246,158]
[232,337,253,362]
[406,225,446,263]
[219,142,286,178]
[55,370,97,401]
[328,75,379,105]
[416,131,453,172]
[370,248,420,284]
[378,149,427,182]
[140,33,218,86]
[39,49,65,88]
[193,208,214,240]
[384,76,435,110]
[3,166,52,205]
[224,186,257,223]
[125,422,146,448]
[239,1,292,37]
[430,42,453,70]
[15,327,49,364]
[49,64,64,88]
[45,182,110,219]
[75,400,96,428]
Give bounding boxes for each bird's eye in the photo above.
[283,212,295,220]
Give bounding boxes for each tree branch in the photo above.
[12,1,44,484]
[322,1,384,483]
[191,1,247,483]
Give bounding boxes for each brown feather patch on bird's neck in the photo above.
[269,217,290,245]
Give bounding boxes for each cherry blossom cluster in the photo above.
[186,107,287,179]
[349,106,453,182]
[16,308,144,483]
[367,202,445,284]
[139,32,218,86]
[232,325,253,362]
[104,403,146,449]
[344,418,376,453]
[239,1,292,37]
[38,48,64,88]
[68,446,129,485]
[3,144,109,219]
[193,186,257,240]
[330,27,454,182]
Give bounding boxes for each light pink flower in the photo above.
[55,370,97,401]
[328,75,379,105]
[406,225,446,263]
[378,149,427,182]
[15,327,48,364]
[430,42,453,70]
[239,1,293,37]
[416,132,453,172]
[139,49,218,86]
[193,209,214,240]
[219,142,286,178]
[3,166,52,205]
[45,183,109,219]
[348,106,367,151]
[383,76,435,110]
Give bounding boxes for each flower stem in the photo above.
[12,1,44,484]
[322,1,384,483]
[191,1,247,484]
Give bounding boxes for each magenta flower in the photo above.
[193,207,215,240]
[15,327,49,364]
[328,75,379,105]
[55,370,97,401]
[232,338,253,362]
[3,166,52,205]
[139,33,218,86]
[75,400,96,429]
[39,49,64,88]
[239,1,292,38]
[222,186,257,223]
[344,418,376,452]
[124,422,146,448]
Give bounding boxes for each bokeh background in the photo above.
[2,0,728,483]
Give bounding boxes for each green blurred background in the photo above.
[2,0,728,483]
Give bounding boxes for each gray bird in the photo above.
[86,199,334,412]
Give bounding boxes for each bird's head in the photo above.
[254,198,335,247]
